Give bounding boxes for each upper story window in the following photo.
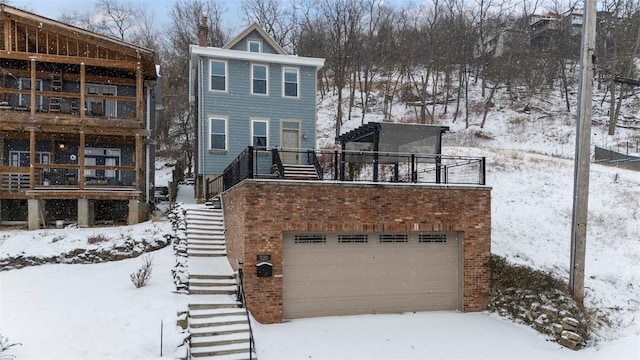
[210,60,227,92]
[248,40,261,53]
[251,120,269,148]
[209,117,227,151]
[252,64,268,95]
[283,67,299,98]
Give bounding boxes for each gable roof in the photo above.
[222,22,287,55]
[0,4,156,79]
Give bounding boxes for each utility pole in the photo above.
[570,0,597,305]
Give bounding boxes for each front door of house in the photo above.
[281,121,300,164]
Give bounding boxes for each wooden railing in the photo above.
[0,166,137,190]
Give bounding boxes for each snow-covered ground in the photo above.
[0,246,186,359]
[2,79,640,358]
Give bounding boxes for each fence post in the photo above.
[333,151,339,180]
[481,157,486,185]
[248,146,254,179]
[411,154,416,183]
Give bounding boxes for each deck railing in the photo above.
[206,146,486,199]
[0,165,137,190]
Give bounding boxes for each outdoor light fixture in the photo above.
[58,142,65,149]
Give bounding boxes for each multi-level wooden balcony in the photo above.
[0,4,156,228]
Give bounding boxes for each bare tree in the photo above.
[159,0,227,159]
[600,0,640,135]
[308,0,365,138]
[130,4,160,53]
[97,0,136,40]
[241,0,296,50]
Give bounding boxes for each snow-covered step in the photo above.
[189,301,239,311]
[190,332,250,347]
[189,314,248,328]
[189,322,249,337]
[187,230,225,237]
[188,245,226,251]
[189,279,236,288]
[187,249,227,257]
[190,342,253,358]
[191,353,255,360]
[186,216,223,222]
[190,274,235,280]
[189,285,237,295]
[187,225,225,236]
[186,211,223,217]
[188,239,226,245]
[190,323,250,337]
[189,238,226,243]
[188,225,224,232]
[188,240,226,247]
[189,307,245,318]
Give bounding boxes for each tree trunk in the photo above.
[608,80,617,135]
[465,68,470,129]
[560,60,571,112]
[480,83,497,128]
[453,66,464,123]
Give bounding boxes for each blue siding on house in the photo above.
[229,30,279,54]
[198,57,318,175]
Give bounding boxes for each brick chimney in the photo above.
[198,12,208,47]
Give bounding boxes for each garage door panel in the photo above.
[283,232,461,319]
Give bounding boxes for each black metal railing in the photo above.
[236,265,256,360]
[271,148,284,177]
[205,146,486,199]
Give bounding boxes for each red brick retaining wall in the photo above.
[222,180,491,324]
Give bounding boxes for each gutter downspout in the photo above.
[199,57,205,198]
[146,84,152,203]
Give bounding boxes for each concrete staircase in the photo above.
[186,207,257,360]
[281,164,319,180]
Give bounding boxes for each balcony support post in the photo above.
[30,58,36,116]
[79,131,85,190]
[80,63,85,120]
[29,128,35,189]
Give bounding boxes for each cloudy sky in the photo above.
[9,0,242,29]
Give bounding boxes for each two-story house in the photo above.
[0,5,157,229]
[189,22,324,199]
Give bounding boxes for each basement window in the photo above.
[379,234,408,243]
[419,234,447,243]
[338,234,368,243]
[294,234,326,244]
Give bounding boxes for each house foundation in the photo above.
[78,199,95,227]
[128,199,141,225]
[27,199,45,230]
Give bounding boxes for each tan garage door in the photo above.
[282,232,461,319]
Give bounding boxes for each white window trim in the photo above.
[250,119,269,148]
[208,116,228,151]
[282,67,300,98]
[9,151,50,166]
[251,63,269,96]
[209,59,228,92]
[248,39,262,53]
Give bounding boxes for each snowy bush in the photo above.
[0,333,20,359]
[87,234,109,244]
[130,254,153,288]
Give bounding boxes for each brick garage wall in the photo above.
[222,180,491,324]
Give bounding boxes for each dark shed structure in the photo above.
[336,122,450,182]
